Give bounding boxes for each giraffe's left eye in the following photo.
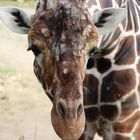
[27,44,41,56]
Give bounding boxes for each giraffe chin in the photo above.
[51,105,85,140]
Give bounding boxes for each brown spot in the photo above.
[121,93,138,120]
[86,58,95,69]
[97,57,112,74]
[84,75,98,105]
[113,111,140,133]
[134,120,140,140]
[136,35,140,56]
[113,135,131,140]
[115,36,135,65]
[85,107,99,122]
[101,69,136,102]
[100,105,119,121]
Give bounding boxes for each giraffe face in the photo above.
[0,0,126,139]
[27,2,99,139]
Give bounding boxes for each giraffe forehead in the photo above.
[30,5,98,55]
[37,0,86,11]
[32,5,90,38]
[35,0,91,28]
[30,1,99,60]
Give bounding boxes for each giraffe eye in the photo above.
[27,44,41,56]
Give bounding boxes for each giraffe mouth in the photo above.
[51,97,85,140]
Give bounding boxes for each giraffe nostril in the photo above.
[77,104,83,117]
[57,102,66,118]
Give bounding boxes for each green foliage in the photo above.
[0,65,17,74]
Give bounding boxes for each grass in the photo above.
[0,65,18,74]
[18,136,24,140]
[0,0,35,8]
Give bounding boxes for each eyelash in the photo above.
[27,44,41,56]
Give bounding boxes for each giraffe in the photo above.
[79,0,140,140]
[0,0,133,140]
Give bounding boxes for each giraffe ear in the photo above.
[93,8,126,35]
[0,7,32,34]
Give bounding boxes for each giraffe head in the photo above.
[0,0,126,139]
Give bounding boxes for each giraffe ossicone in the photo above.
[0,0,131,140]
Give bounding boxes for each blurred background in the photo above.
[0,1,102,140]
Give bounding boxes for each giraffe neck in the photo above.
[83,0,140,140]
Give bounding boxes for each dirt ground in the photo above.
[0,9,102,140]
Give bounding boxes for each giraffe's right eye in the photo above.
[27,44,41,56]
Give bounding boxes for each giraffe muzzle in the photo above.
[56,98,84,119]
[51,98,85,140]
